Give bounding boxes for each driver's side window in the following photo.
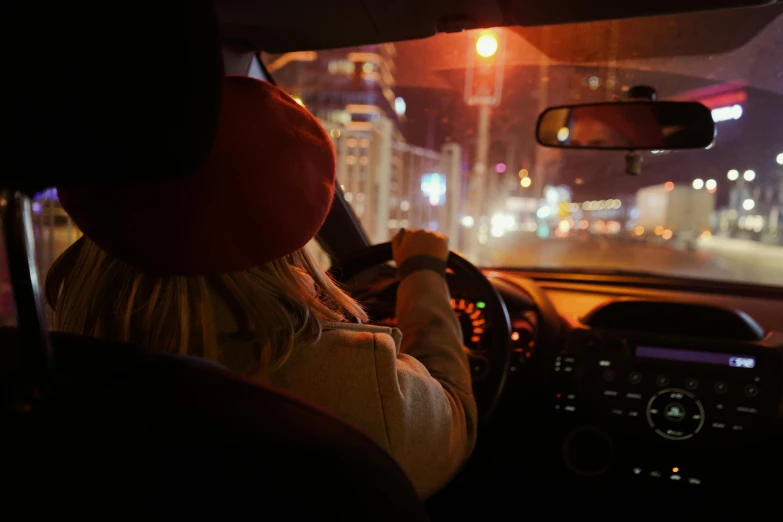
[305,238,333,269]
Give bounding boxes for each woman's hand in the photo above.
[391,229,449,266]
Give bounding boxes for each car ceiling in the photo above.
[388,5,782,94]
[216,0,776,53]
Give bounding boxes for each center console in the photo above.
[549,305,783,483]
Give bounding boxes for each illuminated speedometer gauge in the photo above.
[450,298,487,351]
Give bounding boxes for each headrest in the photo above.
[1,1,222,194]
[58,76,337,276]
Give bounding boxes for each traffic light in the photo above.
[464,30,504,106]
[475,34,498,58]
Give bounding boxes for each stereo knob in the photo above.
[646,388,705,440]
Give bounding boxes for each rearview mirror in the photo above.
[536,101,715,150]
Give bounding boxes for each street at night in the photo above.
[486,234,783,287]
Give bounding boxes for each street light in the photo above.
[777,152,783,165]
[705,179,717,191]
[475,33,499,58]
[727,169,739,181]
[743,198,755,211]
[520,176,532,188]
[692,178,704,190]
[743,169,756,181]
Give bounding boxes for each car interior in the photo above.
[2,0,782,516]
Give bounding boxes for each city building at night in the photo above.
[265,44,403,137]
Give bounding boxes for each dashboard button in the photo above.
[629,372,642,384]
[685,378,699,391]
[469,355,489,379]
[656,375,670,387]
[713,381,728,394]
[663,402,687,422]
[744,384,759,397]
[646,388,705,440]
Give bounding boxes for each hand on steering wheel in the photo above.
[330,237,512,421]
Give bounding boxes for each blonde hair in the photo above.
[45,237,367,375]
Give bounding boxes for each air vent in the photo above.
[582,300,765,341]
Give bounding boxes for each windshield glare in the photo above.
[263,5,782,288]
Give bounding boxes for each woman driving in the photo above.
[45,75,476,499]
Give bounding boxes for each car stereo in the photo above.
[552,331,781,443]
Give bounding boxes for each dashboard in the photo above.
[352,264,783,491]
[478,270,783,489]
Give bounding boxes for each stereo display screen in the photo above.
[635,346,756,369]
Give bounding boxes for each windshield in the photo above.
[267,6,783,287]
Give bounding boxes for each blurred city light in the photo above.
[536,206,552,219]
[743,169,756,181]
[692,178,704,190]
[711,104,742,122]
[394,96,406,116]
[461,215,475,228]
[495,162,507,173]
[777,153,783,165]
[705,179,717,191]
[743,198,755,210]
[518,169,529,178]
[421,173,446,206]
[727,169,739,181]
[520,177,532,188]
[664,181,674,191]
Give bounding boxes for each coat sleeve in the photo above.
[370,270,477,499]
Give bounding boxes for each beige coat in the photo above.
[260,270,477,498]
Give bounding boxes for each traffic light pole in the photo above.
[464,104,491,263]
[463,29,503,265]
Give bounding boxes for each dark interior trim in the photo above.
[496,269,783,300]
[317,186,370,261]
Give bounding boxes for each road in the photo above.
[485,233,783,287]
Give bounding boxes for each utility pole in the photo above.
[463,29,505,264]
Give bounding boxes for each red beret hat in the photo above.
[58,76,336,275]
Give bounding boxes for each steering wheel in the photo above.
[330,242,512,421]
